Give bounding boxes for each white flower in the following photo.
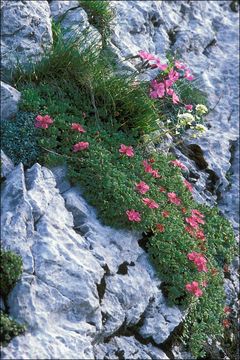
[177,113,195,126]
[195,124,208,132]
[196,104,208,115]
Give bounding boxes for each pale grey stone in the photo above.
[94,336,169,360]
[1,150,14,178]
[50,0,101,48]
[1,1,53,74]
[139,293,184,344]
[0,82,21,121]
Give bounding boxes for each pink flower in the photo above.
[184,69,194,81]
[185,104,193,111]
[126,209,141,222]
[185,281,203,297]
[166,87,174,96]
[135,181,150,194]
[143,160,153,174]
[172,92,180,104]
[175,60,186,70]
[168,68,180,82]
[183,179,193,192]
[191,210,205,218]
[164,79,174,88]
[119,144,134,157]
[156,224,165,232]
[153,58,168,71]
[35,115,54,129]
[196,229,205,241]
[72,141,89,152]
[185,216,199,228]
[142,198,159,209]
[150,80,165,99]
[201,280,208,288]
[138,50,156,61]
[143,160,160,178]
[187,252,208,272]
[224,306,232,314]
[162,210,170,218]
[185,225,195,236]
[187,252,199,261]
[170,160,187,171]
[193,216,205,225]
[167,192,181,205]
[151,169,161,178]
[71,123,86,133]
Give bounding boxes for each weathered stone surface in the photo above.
[94,336,169,360]
[1,150,14,179]
[1,164,174,359]
[0,82,21,121]
[50,0,101,47]
[139,293,184,344]
[1,164,104,359]
[1,1,53,75]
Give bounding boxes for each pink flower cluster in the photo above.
[142,198,159,209]
[138,50,194,107]
[170,159,187,171]
[183,179,193,192]
[119,144,135,157]
[187,252,208,272]
[186,210,205,227]
[126,209,141,222]
[35,115,54,129]
[73,142,89,152]
[71,122,89,152]
[167,192,181,205]
[185,281,203,297]
[143,160,161,178]
[149,78,180,104]
[135,181,149,194]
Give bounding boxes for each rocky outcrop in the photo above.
[1,163,184,359]
[0,82,21,121]
[50,0,101,46]
[1,0,53,77]
[0,1,239,359]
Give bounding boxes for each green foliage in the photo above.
[1,111,40,166]
[79,0,114,44]
[0,311,25,346]
[14,29,158,134]
[0,250,23,298]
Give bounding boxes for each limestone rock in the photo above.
[139,293,184,344]
[94,336,169,360]
[50,0,101,48]
[0,82,21,121]
[1,1,53,75]
[1,150,14,179]
[1,164,180,359]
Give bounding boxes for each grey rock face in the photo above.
[1,0,53,75]
[50,0,101,47]
[94,336,169,360]
[1,150,14,179]
[0,82,21,121]
[139,293,184,344]
[110,0,239,228]
[1,164,175,359]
